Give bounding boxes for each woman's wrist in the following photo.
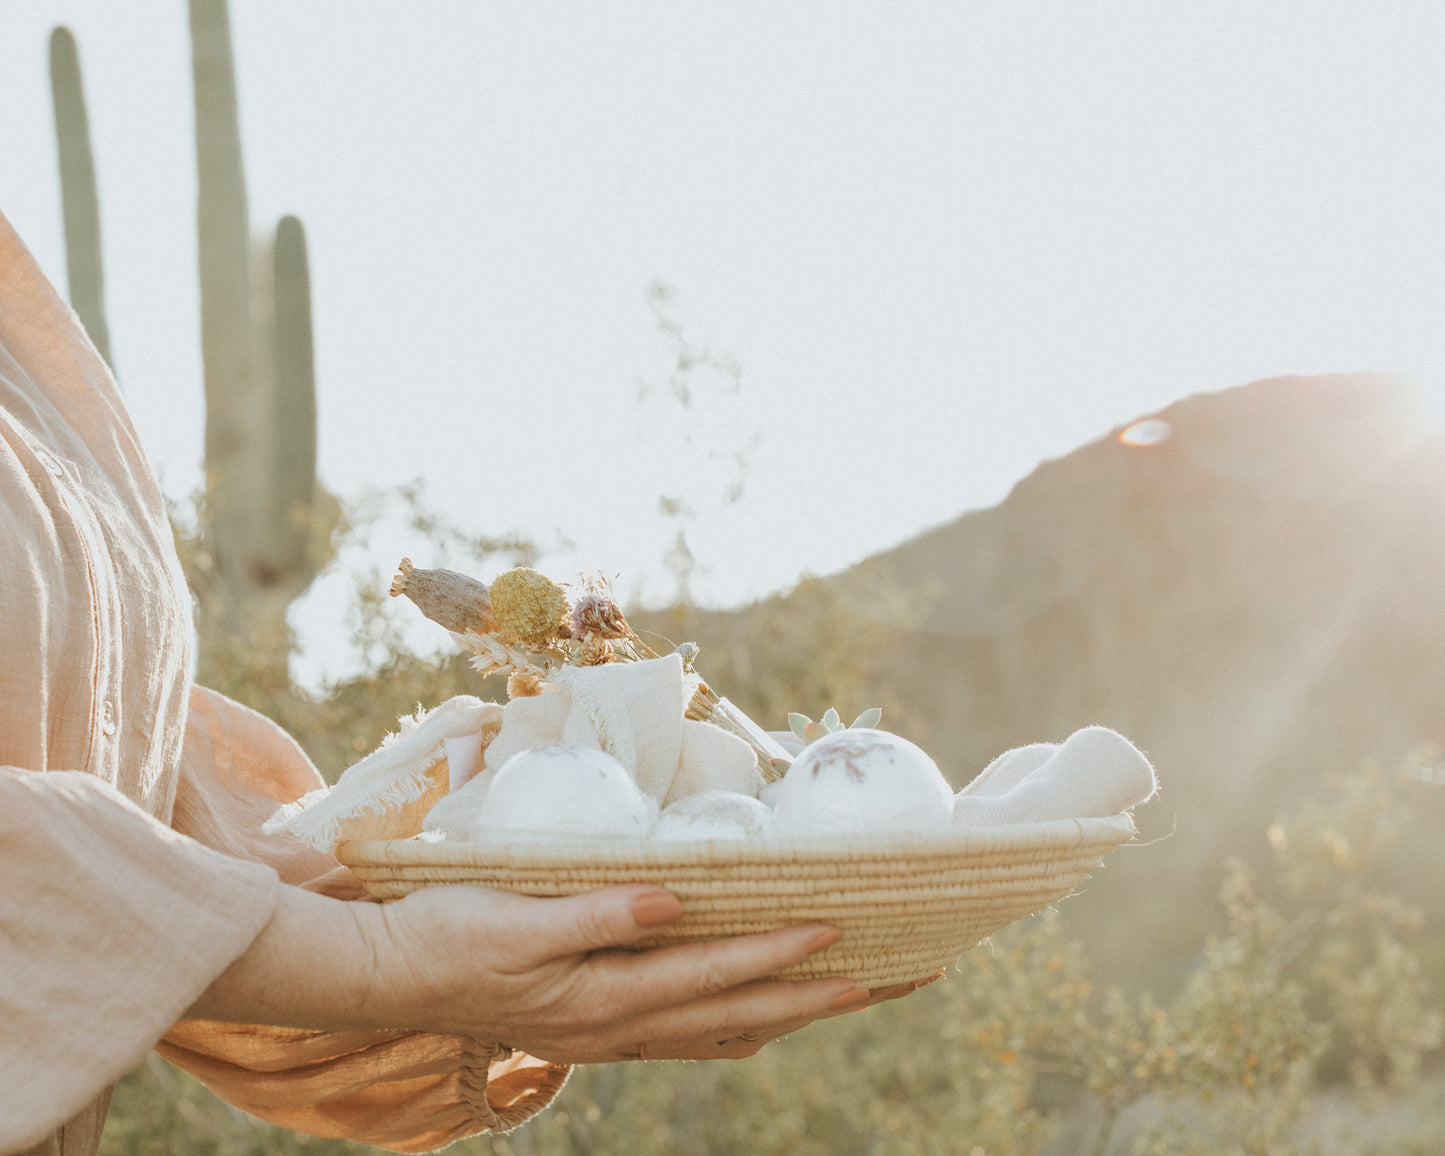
[184,884,391,1031]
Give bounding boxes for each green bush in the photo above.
[101,497,1444,1155]
[104,766,1443,1155]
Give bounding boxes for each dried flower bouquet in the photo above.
[390,559,794,780]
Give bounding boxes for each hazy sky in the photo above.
[4,3,1444,680]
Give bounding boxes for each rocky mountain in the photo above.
[672,371,1445,982]
[833,371,1445,974]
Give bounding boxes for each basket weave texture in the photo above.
[337,814,1134,987]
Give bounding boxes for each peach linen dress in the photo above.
[0,213,567,1155]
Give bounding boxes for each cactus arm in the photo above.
[270,213,318,574]
[189,0,265,599]
[48,26,113,371]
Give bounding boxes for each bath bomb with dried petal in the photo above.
[469,743,657,842]
[759,779,785,810]
[770,729,953,836]
[650,790,773,842]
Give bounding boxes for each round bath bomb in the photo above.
[650,790,773,842]
[758,778,785,810]
[471,743,656,841]
[769,729,953,836]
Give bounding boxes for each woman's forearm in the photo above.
[183,885,386,1031]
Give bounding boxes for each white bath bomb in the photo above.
[758,778,786,809]
[470,743,656,841]
[770,729,954,836]
[650,790,773,842]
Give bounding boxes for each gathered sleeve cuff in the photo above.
[158,1024,569,1152]
[161,686,569,1150]
[0,766,280,1153]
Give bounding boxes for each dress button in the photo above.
[101,700,118,737]
[36,450,65,478]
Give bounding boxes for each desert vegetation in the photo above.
[94,484,1445,1155]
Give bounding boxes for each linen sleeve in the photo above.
[157,687,570,1150]
[0,766,280,1154]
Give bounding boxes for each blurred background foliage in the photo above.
[109,509,1445,1154]
[133,396,1445,1155]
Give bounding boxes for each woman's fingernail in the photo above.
[807,927,843,954]
[914,970,946,989]
[828,985,870,1010]
[632,890,683,928]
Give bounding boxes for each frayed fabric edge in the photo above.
[263,697,497,851]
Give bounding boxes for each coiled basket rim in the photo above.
[335,813,1136,986]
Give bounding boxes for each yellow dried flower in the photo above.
[490,567,569,648]
[506,669,550,699]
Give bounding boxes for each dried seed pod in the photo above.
[389,557,498,635]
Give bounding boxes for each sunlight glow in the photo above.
[1118,418,1174,447]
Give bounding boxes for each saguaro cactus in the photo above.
[188,0,327,638]
[48,26,113,369]
[49,6,329,689]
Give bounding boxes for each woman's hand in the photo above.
[187,881,924,1062]
[366,883,871,1062]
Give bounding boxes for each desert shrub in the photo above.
[471,768,1441,1156]
[102,495,1443,1155]
[104,750,1443,1154]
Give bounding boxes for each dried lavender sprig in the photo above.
[695,694,794,781]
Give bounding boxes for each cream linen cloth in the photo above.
[271,655,764,851]
[263,696,505,851]
[518,657,763,807]
[951,725,1158,826]
[0,212,565,1154]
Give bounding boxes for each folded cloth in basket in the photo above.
[479,654,756,803]
[266,656,764,852]
[421,656,763,840]
[951,725,1157,827]
[263,696,503,850]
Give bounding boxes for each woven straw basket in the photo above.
[338,814,1134,987]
